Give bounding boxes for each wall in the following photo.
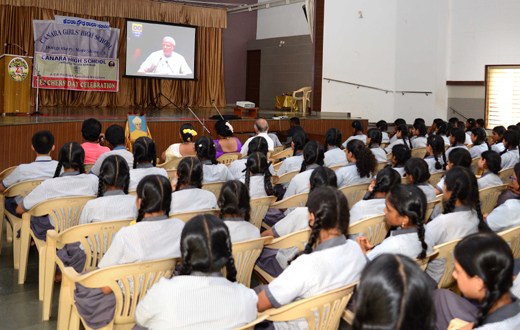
[256,1,310,39]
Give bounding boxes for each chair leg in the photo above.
[38,246,46,300]
[69,308,81,330]
[0,217,4,255]
[12,228,20,270]
[6,220,13,243]
[18,216,31,284]
[57,279,73,330]
[42,250,56,320]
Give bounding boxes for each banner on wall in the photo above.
[54,16,110,30]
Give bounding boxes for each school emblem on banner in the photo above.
[8,57,29,82]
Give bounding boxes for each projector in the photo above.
[236,101,255,108]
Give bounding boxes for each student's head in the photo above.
[132,137,157,169]
[218,180,251,221]
[304,186,349,254]
[179,123,197,142]
[175,157,203,191]
[247,136,269,156]
[431,118,444,131]
[454,232,513,326]
[412,121,427,137]
[404,158,431,185]
[391,144,411,167]
[436,121,448,136]
[180,214,236,281]
[32,130,55,154]
[195,136,217,164]
[254,118,269,133]
[449,128,466,146]
[466,118,476,131]
[309,166,337,192]
[502,129,520,152]
[54,142,85,177]
[447,148,472,169]
[105,125,125,147]
[479,150,501,174]
[476,118,485,128]
[244,152,274,196]
[346,139,377,178]
[426,135,447,171]
[492,126,506,143]
[386,185,428,258]
[98,155,130,197]
[352,120,364,135]
[292,131,307,156]
[323,128,342,149]
[394,118,406,127]
[353,254,435,330]
[364,166,401,200]
[396,124,412,148]
[289,117,300,127]
[471,127,488,147]
[376,120,388,132]
[215,120,233,138]
[449,117,459,127]
[300,140,324,173]
[510,163,520,193]
[366,128,382,147]
[135,174,172,222]
[81,118,103,142]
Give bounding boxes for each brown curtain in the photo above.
[0,0,226,108]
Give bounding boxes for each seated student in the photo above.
[342,120,367,147]
[469,127,491,159]
[15,142,98,240]
[74,175,185,329]
[411,121,428,148]
[213,120,242,159]
[90,125,134,176]
[277,131,305,175]
[161,123,197,162]
[496,163,520,207]
[500,129,520,169]
[243,152,275,198]
[446,127,469,158]
[477,150,503,190]
[78,155,137,225]
[404,158,437,201]
[229,136,274,180]
[435,121,451,146]
[434,148,472,195]
[389,118,407,144]
[376,120,390,144]
[135,215,257,329]
[385,124,413,153]
[256,186,367,329]
[282,140,324,199]
[323,128,346,167]
[285,117,306,145]
[349,166,401,224]
[425,166,491,283]
[424,135,447,174]
[81,118,110,164]
[128,137,167,191]
[170,157,217,214]
[218,180,260,243]
[357,185,429,260]
[464,118,477,145]
[476,118,485,129]
[434,232,520,330]
[390,144,411,177]
[491,125,507,154]
[353,254,435,330]
[336,139,376,187]
[366,128,387,163]
[427,118,444,136]
[195,135,233,183]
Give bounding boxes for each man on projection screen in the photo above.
[138,36,192,76]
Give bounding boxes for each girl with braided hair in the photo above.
[425,166,491,283]
[277,131,306,175]
[404,157,437,201]
[129,137,167,191]
[336,139,376,188]
[367,128,387,163]
[500,129,520,169]
[491,125,507,153]
[78,155,136,225]
[446,127,470,158]
[342,120,367,147]
[436,120,451,146]
[477,150,503,190]
[282,140,324,199]
[135,214,257,329]
[469,127,491,158]
[385,123,413,153]
[411,121,428,148]
[434,232,520,330]
[228,136,274,180]
[425,134,447,173]
[323,128,348,167]
[357,185,429,260]
[243,152,275,198]
[195,135,234,183]
[256,186,367,329]
[390,144,411,177]
[434,147,473,195]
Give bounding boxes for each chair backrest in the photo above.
[232,236,272,287]
[273,145,285,153]
[84,164,94,173]
[416,251,439,271]
[217,152,241,166]
[498,225,520,259]
[471,157,481,175]
[169,209,220,223]
[0,165,17,180]
[432,238,461,289]
[348,214,388,246]
[157,156,194,170]
[202,181,225,199]
[265,283,357,330]
[425,196,442,223]
[250,196,277,229]
[266,229,311,251]
[29,196,95,233]
[4,179,45,198]
[428,171,445,187]
[498,167,514,184]
[272,170,299,185]
[447,318,470,330]
[375,162,388,175]
[270,148,294,163]
[271,192,309,209]
[386,152,393,161]
[411,147,427,159]
[165,169,177,181]
[479,184,507,215]
[339,183,370,209]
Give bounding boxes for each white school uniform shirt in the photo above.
[477,172,503,190]
[342,134,367,148]
[417,183,438,202]
[129,166,168,191]
[228,158,275,181]
[439,135,450,146]
[169,188,217,215]
[435,176,445,193]
[445,144,469,158]
[223,218,261,243]
[381,132,390,144]
[491,142,506,154]
[412,136,427,149]
[465,132,472,145]
[89,147,134,176]
[424,156,445,174]
[265,236,367,330]
[324,147,347,167]
[349,198,385,224]
[268,133,283,147]
[241,132,274,157]
[367,228,424,260]
[469,143,489,159]
[385,138,408,153]
[98,215,184,268]
[335,164,372,188]
[272,207,309,237]
[486,199,520,232]
[78,190,137,225]
[21,172,98,212]
[425,207,480,282]
[277,154,303,175]
[283,165,319,199]
[393,166,406,177]
[241,174,269,198]
[2,156,58,188]
[500,148,520,169]
[370,147,387,163]
[202,163,233,183]
[135,274,258,330]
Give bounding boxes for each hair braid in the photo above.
[180,256,192,275]
[299,159,307,173]
[304,217,322,254]
[263,162,275,196]
[478,289,503,326]
[244,164,251,191]
[416,221,427,259]
[441,150,447,170]
[97,178,105,197]
[225,245,238,282]
[363,181,381,200]
[442,183,460,214]
[475,200,490,232]
[53,161,63,178]
[433,153,442,170]
[136,207,145,223]
[133,157,137,169]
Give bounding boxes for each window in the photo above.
[485,65,520,128]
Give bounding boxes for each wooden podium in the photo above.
[0,54,32,114]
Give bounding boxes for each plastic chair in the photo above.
[202,181,225,199]
[84,164,94,173]
[471,157,481,175]
[232,236,273,287]
[291,87,312,115]
[498,167,514,184]
[411,147,427,159]
[0,165,17,251]
[157,155,195,170]
[217,152,242,166]
[169,209,220,222]
[43,219,132,321]
[374,162,388,175]
[271,192,309,209]
[416,251,439,271]
[272,170,299,185]
[498,225,520,258]
[165,169,177,181]
[339,183,370,210]
[447,318,470,330]
[428,171,445,187]
[57,258,178,330]
[270,148,294,164]
[425,195,442,223]
[431,238,461,289]
[273,146,285,153]
[348,215,388,246]
[250,196,277,229]
[479,184,507,215]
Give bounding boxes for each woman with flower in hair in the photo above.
[161,123,197,162]
[214,120,242,158]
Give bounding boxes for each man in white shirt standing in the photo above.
[241,118,275,156]
[138,36,192,76]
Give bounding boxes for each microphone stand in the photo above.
[186,105,211,134]
[30,62,43,116]
[4,42,27,56]
[212,100,225,121]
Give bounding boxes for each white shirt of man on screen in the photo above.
[138,36,192,76]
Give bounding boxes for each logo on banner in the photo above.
[131,23,143,37]
[8,57,29,82]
